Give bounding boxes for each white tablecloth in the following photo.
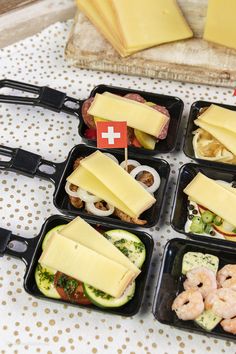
[0,20,235,354]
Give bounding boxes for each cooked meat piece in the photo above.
[137,171,154,187]
[127,127,135,144]
[127,164,136,173]
[114,208,147,225]
[81,97,96,129]
[94,201,109,211]
[68,183,83,209]
[73,157,84,170]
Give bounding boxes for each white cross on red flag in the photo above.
[96,121,127,149]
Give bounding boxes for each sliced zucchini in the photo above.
[195,309,222,331]
[104,229,146,268]
[35,264,60,299]
[83,281,135,308]
[42,224,66,250]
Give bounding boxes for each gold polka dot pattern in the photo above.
[0,20,235,354]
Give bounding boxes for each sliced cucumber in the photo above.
[83,281,135,308]
[35,264,60,299]
[42,225,66,250]
[104,229,146,268]
[195,309,222,331]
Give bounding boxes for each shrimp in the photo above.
[205,288,236,319]
[217,264,236,290]
[183,267,217,298]
[172,289,204,320]
[221,317,236,335]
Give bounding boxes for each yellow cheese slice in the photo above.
[39,233,136,298]
[88,93,168,137]
[76,0,136,57]
[194,119,236,156]
[91,0,153,52]
[184,172,236,227]
[203,0,236,50]
[111,0,193,48]
[59,217,140,275]
[67,165,137,218]
[198,105,236,134]
[80,151,156,217]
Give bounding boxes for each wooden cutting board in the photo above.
[0,0,37,15]
[65,0,236,88]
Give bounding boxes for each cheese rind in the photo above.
[59,217,140,275]
[88,93,168,137]
[203,0,236,50]
[111,0,193,48]
[198,105,236,134]
[39,233,136,298]
[184,172,236,228]
[80,151,156,217]
[194,119,236,156]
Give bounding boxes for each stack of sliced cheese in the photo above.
[67,151,156,218]
[184,172,236,228]
[39,217,140,298]
[194,105,236,162]
[76,0,193,57]
[88,92,168,138]
[204,0,236,51]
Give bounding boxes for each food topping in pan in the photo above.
[82,92,170,150]
[35,217,146,308]
[65,151,160,224]
[184,173,236,242]
[172,251,236,334]
[193,105,236,165]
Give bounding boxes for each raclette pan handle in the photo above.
[0,227,38,266]
[0,79,82,116]
[0,145,64,185]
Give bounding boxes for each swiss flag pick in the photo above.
[96,121,127,149]
[233,89,236,96]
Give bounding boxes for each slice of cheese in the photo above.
[67,165,137,218]
[198,105,236,134]
[111,0,193,48]
[184,172,236,228]
[39,233,136,298]
[91,0,152,52]
[80,151,156,217]
[76,0,130,57]
[203,0,236,50]
[59,217,140,275]
[88,93,168,137]
[194,119,236,156]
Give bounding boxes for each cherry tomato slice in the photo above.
[54,272,91,305]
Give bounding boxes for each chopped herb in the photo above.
[37,264,54,283]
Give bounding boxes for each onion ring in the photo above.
[120,159,141,170]
[77,188,102,203]
[65,181,79,198]
[130,165,160,193]
[103,153,119,164]
[85,202,114,216]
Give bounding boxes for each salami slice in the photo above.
[152,104,170,140]
[124,93,146,103]
[81,97,96,129]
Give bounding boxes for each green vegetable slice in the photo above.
[35,264,60,299]
[83,282,135,308]
[42,224,66,250]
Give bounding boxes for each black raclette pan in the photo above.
[0,79,184,155]
[183,100,236,170]
[152,238,236,341]
[0,214,154,316]
[0,144,170,228]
